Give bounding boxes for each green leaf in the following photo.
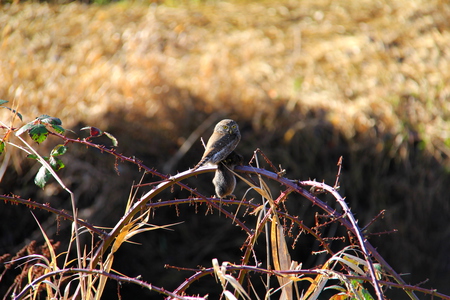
[39,115,62,126]
[34,166,52,188]
[361,288,375,300]
[27,154,41,160]
[51,124,65,134]
[0,100,8,105]
[0,141,5,155]
[0,106,23,121]
[50,145,67,157]
[37,114,50,120]
[15,123,34,136]
[29,124,49,143]
[49,156,65,171]
[104,131,118,147]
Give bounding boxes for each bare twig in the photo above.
[362,209,386,232]
[163,113,221,174]
[13,268,198,300]
[0,195,106,237]
[334,156,343,189]
[171,264,450,300]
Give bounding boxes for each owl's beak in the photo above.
[228,129,233,134]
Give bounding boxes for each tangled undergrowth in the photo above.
[1,105,450,299]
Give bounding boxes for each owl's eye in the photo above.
[232,125,237,129]
[223,125,229,129]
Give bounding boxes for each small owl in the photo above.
[213,151,243,198]
[192,119,241,171]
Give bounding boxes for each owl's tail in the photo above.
[192,156,209,171]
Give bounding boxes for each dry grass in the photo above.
[1,0,450,296]
[2,1,449,144]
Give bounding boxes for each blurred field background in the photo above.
[1,0,450,298]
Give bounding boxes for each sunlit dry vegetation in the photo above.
[2,1,450,144]
[1,0,450,298]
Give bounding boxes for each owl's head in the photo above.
[215,119,239,135]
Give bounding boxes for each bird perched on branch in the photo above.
[192,119,241,171]
[213,151,243,198]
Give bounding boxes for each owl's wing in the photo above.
[193,134,230,170]
[193,130,240,171]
